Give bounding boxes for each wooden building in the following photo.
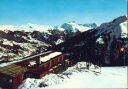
[0,64,28,89]
[0,51,65,89]
[26,52,65,78]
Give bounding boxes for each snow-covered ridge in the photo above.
[95,16,127,50]
[0,22,96,33]
[0,23,53,33]
[96,16,127,38]
[61,21,95,32]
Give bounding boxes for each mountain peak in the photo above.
[61,22,96,32]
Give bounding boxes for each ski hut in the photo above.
[0,51,65,88]
[27,52,64,78]
[0,64,28,89]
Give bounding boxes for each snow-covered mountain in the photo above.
[0,22,93,62]
[95,16,127,49]
[61,21,96,32]
[96,15,127,38]
[0,22,96,33]
[0,16,127,65]
[94,16,127,65]
[0,23,53,33]
[0,21,97,63]
[57,15,127,66]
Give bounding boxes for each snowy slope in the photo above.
[19,62,127,89]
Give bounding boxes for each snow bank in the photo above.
[19,62,127,89]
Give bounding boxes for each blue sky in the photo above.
[0,0,127,26]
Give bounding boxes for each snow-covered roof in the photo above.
[40,52,62,62]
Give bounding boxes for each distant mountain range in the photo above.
[0,22,96,62]
[0,22,96,32]
[0,16,127,66]
[61,22,97,32]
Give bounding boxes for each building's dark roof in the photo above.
[0,64,28,77]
